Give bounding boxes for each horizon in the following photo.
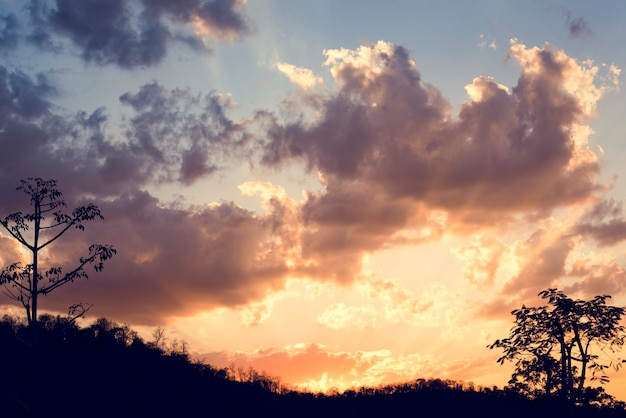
[1,0,626,400]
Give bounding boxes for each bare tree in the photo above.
[180,339,189,355]
[0,178,116,327]
[152,326,167,350]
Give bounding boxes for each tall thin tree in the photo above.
[0,178,116,326]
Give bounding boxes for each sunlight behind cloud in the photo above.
[2,0,626,403]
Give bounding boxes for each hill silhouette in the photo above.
[1,314,624,418]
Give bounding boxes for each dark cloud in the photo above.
[563,10,592,39]
[0,65,129,200]
[25,0,251,69]
[564,261,626,298]
[262,42,600,214]
[29,0,169,68]
[25,188,296,324]
[119,81,251,185]
[582,198,623,222]
[0,66,71,200]
[575,220,626,247]
[143,0,251,41]
[502,231,576,295]
[574,199,626,246]
[26,0,66,52]
[0,13,19,51]
[0,66,56,116]
[0,66,251,207]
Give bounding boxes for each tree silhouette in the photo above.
[0,178,116,327]
[489,288,626,404]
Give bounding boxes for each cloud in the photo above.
[0,70,250,203]
[567,17,592,38]
[478,255,626,321]
[575,219,626,247]
[475,224,579,319]
[19,188,298,324]
[357,272,459,328]
[453,235,506,287]
[573,199,626,246]
[263,40,608,216]
[254,40,615,289]
[239,300,274,326]
[118,81,251,185]
[502,227,577,296]
[477,33,496,51]
[316,303,376,329]
[0,66,78,201]
[276,62,323,90]
[562,9,592,39]
[25,0,251,69]
[565,260,626,298]
[0,234,26,267]
[28,0,169,67]
[474,297,518,320]
[0,66,56,117]
[144,0,251,42]
[0,13,19,51]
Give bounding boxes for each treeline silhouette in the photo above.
[1,314,625,418]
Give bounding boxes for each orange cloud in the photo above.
[357,272,461,328]
[453,235,506,287]
[564,261,626,298]
[316,303,377,329]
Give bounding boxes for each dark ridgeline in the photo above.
[0,315,625,418]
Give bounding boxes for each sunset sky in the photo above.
[2,0,626,398]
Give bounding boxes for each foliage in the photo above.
[0,178,116,325]
[490,288,626,405]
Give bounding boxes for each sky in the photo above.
[1,0,626,398]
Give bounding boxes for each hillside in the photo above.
[1,314,624,418]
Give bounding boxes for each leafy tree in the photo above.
[489,288,626,404]
[0,178,116,327]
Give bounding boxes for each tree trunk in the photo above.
[32,197,40,327]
